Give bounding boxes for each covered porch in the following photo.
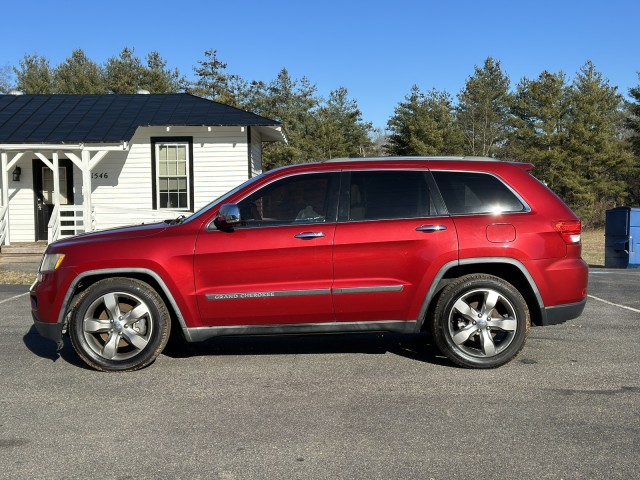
[0,143,174,246]
[1,144,117,245]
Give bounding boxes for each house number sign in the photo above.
[91,172,109,179]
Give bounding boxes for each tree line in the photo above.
[1,48,639,227]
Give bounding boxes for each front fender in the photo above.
[57,268,192,335]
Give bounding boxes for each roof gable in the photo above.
[0,94,281,144]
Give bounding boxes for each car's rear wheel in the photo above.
[430,274,530,368]
[69,278,170,372]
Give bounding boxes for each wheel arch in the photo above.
[417,258,546,329]
[60,268,189,339]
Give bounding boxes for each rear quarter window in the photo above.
[432,171,526,215]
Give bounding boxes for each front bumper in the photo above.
[29,265,76,349]
[32,312,65,349]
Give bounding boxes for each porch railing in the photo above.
[0,206,7,246]
[47,204,186,243]
[92,205,185,231]
[48,205,88,243]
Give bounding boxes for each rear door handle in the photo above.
[294,232,326,239]
[416,225,447,233]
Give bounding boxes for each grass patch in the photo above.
[582,228,605,267]
[0,268,36,285]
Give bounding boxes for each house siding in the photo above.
[6,160,35,243]
[89,137,153,210]
[189,127,250,210]
[250,128,263,177]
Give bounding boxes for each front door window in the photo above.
[237,173,338,227]
[41,167,69,205]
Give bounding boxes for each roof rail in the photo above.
[322,156,498,163]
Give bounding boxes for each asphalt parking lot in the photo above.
[1,269,638,480]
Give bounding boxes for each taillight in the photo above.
[553,220,581,244]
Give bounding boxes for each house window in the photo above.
[156,143,190,210]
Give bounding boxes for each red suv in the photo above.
[30,157,588,371]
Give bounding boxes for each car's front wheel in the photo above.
[430,274,530,368]
[69,278,171,372]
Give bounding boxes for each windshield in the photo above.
[181,173,266,224]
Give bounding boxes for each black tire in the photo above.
[430,274,530,368]
[69,277,171,372]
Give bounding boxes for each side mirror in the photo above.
[214,204,241,231]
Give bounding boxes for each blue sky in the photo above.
[2,0,639,129]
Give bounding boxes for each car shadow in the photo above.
[22,326,92,370]
[23,327,453,369]
[162,332,454,367]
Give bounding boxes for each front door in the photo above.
[194,172,340,327]
[33,159,74,241]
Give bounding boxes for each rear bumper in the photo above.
[542,298,587,326]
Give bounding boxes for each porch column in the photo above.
[65,148,112,234]
[1,152,8,208]
[52,152,60,208]
[82,150,92,232]
[1,152,9,245]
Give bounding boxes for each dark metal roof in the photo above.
[0,94,281,144]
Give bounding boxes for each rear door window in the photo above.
[431,171,526,215]
[341,171,437,221]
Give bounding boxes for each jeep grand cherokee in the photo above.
[31,157,588,371]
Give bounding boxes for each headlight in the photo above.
[39,253,66,273]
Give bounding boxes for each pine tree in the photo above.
[315,87,372,159]
[386,85,429,156]
[141,51,187,93]
[191,49,247,106]
[506,70,570,188]
[105,48,144,93]
[629,74,640,156]
[53,49,106,94]
[626,73,640,203]
[253,69,320,168]
[563,61,635,226]
[457,57,512,156]
[14,53,54,94]
[386,85,463,156]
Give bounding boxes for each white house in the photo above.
[0,93,285,246]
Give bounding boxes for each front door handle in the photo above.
[294,232,326,239]
[416,225,447,233]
